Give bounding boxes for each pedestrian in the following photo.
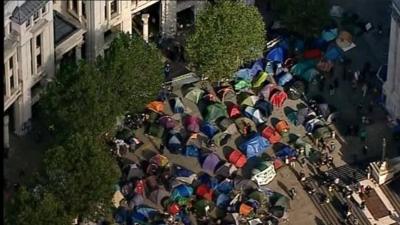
[299,170,306,182]
[362,145,368,155]
[164,63,171,81]
[329,84,335,96]
[354,70,360,83]
[290,157,296,168]
[362,83,368,97]
[289,187,297,199]
[285,156,290,165]
[334,177,340,185]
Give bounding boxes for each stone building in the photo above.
[383,0,400,121]
[3,0,205,147]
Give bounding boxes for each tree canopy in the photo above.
[186,1,266,82]
[271,0,330,37]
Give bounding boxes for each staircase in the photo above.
[325,164,367,185]
[380,179,400,215]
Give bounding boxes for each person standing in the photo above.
[329,84,335,96]
[289,187,297,200]
[362,145,368,155]
[164,63,171,81]
[362,83,368,97]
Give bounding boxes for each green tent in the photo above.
[204,103,228,123]
[290,60,318,82]
[234,80,252,91]
[312,126,331,140]
[193,199,216,217]
[183,86,205,104]
[253,72,269,88]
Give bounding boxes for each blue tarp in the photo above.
[275,145,298,160]
[321,28,338,42]
[184,145,200,158]
[325,46,343,61]
[239,133,270,158]
[131,206,159,223]
[267,47,285,63]
[200,122,219,138]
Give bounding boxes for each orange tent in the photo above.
[239,203,253,216]
[275,120,290,134]
[146,101,164,113]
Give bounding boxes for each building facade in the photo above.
[4,0,205,145]
[383,0,400,121]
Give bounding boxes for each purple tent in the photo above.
[159,115,176,129]
[202,153,222,175]
[184,115,201,133]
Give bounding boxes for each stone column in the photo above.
[4,116,10,149]
[75,43,82,62]
[160,0,177,38]
[77,0,83,21]
[141,14,150,43]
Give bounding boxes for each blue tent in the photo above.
[172,97,185,114]
[234,69,253,81]
[215,179,234,194]
[249,59,264,77]
[200,122,219,138]
[216,194,231,208]
[276,72,293,86]
[175,166,195,178]
[167,132,183,153]
[294,39,305,53]
[254,99,273,117]
[171,184,194,201]
[131,206,159,223]
[321,28,338,42]
[275,145,297,160]
[184,145,199,158]
[239,133,270,158]
[324,46,343,61]
[267,47,285,63]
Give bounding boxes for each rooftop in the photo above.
[10,0,49,25]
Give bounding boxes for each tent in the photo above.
[227,149,248,168]
[167,131,183,153]
[201,153,223,175]
[276,72,293,86]
[131,206,159,223]
[290,60,317,77]
[305,118,324,133]
[313,126,331,140]
[336,30,353,49]
[262,126,282,144]
[275,120,290,134]
[184,145,200,158]
[235,117,257,135]
[184,115,201,133]
[174,166,197,184]
[234,69,253,81]
[183,85,205,104]
[317,59,334,72]
[171,184,194,201]
[146,101,164,113]
[259,83,277,100]
[170,97,185,114]
[212,132,231,147]
[193,199,216,217]
[215,162,237,178]
[196,184,214,201]
[265,61,275,76]
[322,28,338,42]
[217,87,237,104]
[233,177,259,192]
[269,87,288,108]
[214,178,234,194]
[200,122,219,138]
[204,103,228,123]
[254,99,273,118]
[149,154,169,168]
[112,191,125,208]
[252,161,276,186]
[275,145,297,160]
[216,193,231,208]
[267,47,285,63]
[249,59,265,77]
[253,72,269,88]
[146,123,165,139]
[149,188,170,208]
[234,79,252,91]
[227,102,242,119]
[301,68,320,82]
[239,133,270,158]
[114,206,129,224]
[125,163,145,180]
[244,106,265,124]
[159,115,176,129]
[238,92,259,107]
[324,45,343,61]
[303,49,322,59]
[286,80,305,100]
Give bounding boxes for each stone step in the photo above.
[380,183,400,215]
[325,165,367,185]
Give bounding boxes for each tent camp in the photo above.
[239,133,270,158]
[204,103,228,124]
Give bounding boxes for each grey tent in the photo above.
[182,85,205,104]
[233,177,259,192]
[126,164,145,180]
[149,188,170,209]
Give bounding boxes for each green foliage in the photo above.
[186,1,266,82]
[5,187,73,225]
[99,32,164,113]
[271,0,330,37]
[44,132,121,219]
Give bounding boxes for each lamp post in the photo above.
[380,138,388,171]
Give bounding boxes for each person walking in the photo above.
[362,145,368,155]
[362,83,368,97]
[329,84,335,96]
[289,187,297,200]
[164,63,171,81]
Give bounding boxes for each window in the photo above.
[36,54,42,69]
[34,12,39,21]
[110,0,118,15]
[26,18,31,27]
[72,0,78,13]
[9,58,13,71]
[42,4,47,14]
[36,35,41,48]
[82,1,86,18]
[9,58,14,91]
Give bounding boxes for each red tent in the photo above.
[262,126,281,144]
[228,149,247,168]
[196,184,213,201]
[227,102,241,119]
[270,89,288,108]
[273,158,284,169]
[303,49,322,59]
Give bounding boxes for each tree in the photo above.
[271,0,330,37]
[5,187,73,225]
[98,32,164,113]
[43,132,121,220]
[186,1,266,82]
